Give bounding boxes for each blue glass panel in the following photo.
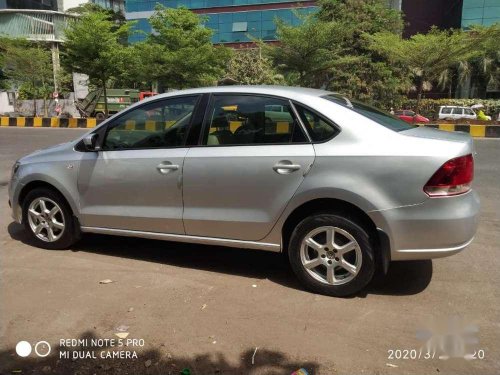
[462,7,484,19]
[462,0,485,9]
[483,6,500,18]
[485,0,500,6]
[233,12,247,21]
[218,12,232,23]
[127,4,318,44]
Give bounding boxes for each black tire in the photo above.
[95,112,105,121]
[288,213,375,297]
[22,188,79,250]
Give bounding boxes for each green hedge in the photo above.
[399,99,500,119]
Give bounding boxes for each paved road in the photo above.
[0,128,499,375]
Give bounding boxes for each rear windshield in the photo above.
[322,94,416,132]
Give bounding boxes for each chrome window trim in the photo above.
[289,99,312,143]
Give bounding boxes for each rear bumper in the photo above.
[369,190,480,261]
[390,237,474,261]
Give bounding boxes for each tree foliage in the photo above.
[65,2,126,26]
[317,0,403,35]
[267,0,410,107]
[367,27,483,109]
[464,25,500,98]
[0,38,53,115]
[224,46,284,85]
[127,5,231,90]
[61,9,131,116]
[266,14,343,88]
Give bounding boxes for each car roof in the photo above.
[440,105,468,109]
[142,85,333,103]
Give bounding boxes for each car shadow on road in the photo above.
[8,222,433,297]
[0,330,321,375]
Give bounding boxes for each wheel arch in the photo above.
[18,180,77,218]
[281,198,390,274]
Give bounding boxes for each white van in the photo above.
[438,106,477,120]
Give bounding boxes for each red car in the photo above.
[395,110,429,124]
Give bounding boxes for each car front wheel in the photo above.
[22,188,78,250]
[288,213,375,297]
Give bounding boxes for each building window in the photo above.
[232,21,248,32]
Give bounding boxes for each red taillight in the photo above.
[424,154,474,197]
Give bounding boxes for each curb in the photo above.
[0,117,98,128]
[419,124,500,138]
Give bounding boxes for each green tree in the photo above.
[66,2,126,28]
[0,38,53,116]
[129,5,231,90]
[317,0,403,35]
[0,38,9,90]
[465,24,500,98]
[267,0,410,108]
[367,27,483,110]
[62,10,131,117]
[224,46,284,85]
[267,14,343,88]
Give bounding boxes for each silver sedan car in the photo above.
[8,86,479,296]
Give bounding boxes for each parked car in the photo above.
[8,86,479,297]
[394,110,429,123]
[438,106,477,120]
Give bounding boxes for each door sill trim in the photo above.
[80,226,281,252]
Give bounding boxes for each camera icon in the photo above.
[15,341,51,358]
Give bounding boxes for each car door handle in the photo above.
[156,162,179,174]
[273,161,301,174]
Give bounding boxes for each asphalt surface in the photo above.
[0,127,499,375]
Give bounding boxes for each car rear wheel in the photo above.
[288,213,375,297]
[22,188,78,250]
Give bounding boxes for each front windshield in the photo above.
[323,94,416,132]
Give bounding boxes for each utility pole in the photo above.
[51,42,60,93]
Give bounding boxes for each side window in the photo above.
[103,96,199,150]
[204,95,307,146]
[294,104,338,142]
[452,107,463,115]
[441,107,452,114]
[464,108,474,115]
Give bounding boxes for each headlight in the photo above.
[11,162,20,178]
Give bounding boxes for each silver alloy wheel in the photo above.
[300,226,362,285]
[27,197,65,242]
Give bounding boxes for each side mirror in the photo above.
[83,133,99,151]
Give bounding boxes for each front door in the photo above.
[183,94,315,241]
[77,95,200,233]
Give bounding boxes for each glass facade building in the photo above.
[0,0,59,10]
[62,0,124,13]
[126,0,318,44]
[91,0,124,13]
[462,0,500,27]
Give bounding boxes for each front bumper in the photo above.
[8,177,23,224]
[369,190,480,261]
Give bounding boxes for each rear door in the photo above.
[452,107,463,119]
[182,94,315,241]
